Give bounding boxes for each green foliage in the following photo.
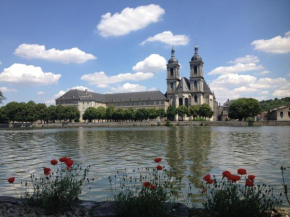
[46,105,57,123]
[260,97,290,111]
[177,105,188,120]
[198,104,214,120]
[82,107,97,122]
[35,103,47,123]
[0,90,6,104]
[188,105,199,119]
[135,108,148,121]
[229,98,262,121]
[0,106,8,123]
[125,107,136,121]
[147,108,158,120]
[114,108,125,121]
[109,166,182,217]
[23,159,92,213]
[95,106,106,121]
[165,120,171,127]
[106,106,115,121]
[166,105,176,121]
[158,108,166,119]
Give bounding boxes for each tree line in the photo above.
[83,103,214,122]
[0,101,80,123]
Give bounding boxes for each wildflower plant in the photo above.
[9,157,93,213]
[109,158,183,217]
[202,169,282,217]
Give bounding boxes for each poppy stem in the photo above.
[12,183,19,198]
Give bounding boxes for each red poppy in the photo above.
[43,167,51,175]
[156,165,162,170]
[150,185,156,190]
[8,177,15,184]
[51,159,58,165]
[154,158,162,163]
[202,188,206,194]
[143,182,151,187]
[229,175,241,183]
[67,166,71,170]
[203,174,211,181]
[222,171,231,178]
[207,179,214,184]
[59,157,68,162]
[237,168,247,175]
[248,175,255,180]
[246,179,254,187]
[65,158,74,167]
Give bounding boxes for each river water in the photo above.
[0,126,289,205]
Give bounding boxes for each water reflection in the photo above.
[0,126,289,205]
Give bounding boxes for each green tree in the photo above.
[96,106,106,122]
[188,105,199,119]
[166,105,176,121]
[26,101,37,122]
[63,106,80,122]
[158,108,166,119]
[125,107,136,121]
[147,108,158,120]
[36,103,47,123]
[229,98,262,121]
[199,103,214,120]
[5,101,19,123]
[83,107,97,122]
[0,106,8,123]
[0,91,6,104]
[15,102,27,123]
[56,105,65,122]
[135,108,148,121]
[46,105,57,123]
[106,106,115,122]
[177,105,188,121]
[114,108,125,121]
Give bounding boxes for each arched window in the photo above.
[179,98,183,106]
[194,65,197,74]
[194,81,197,89]
[170,83,173,89]
[170,68,174,76]
[185,98,189,107]
[194,95,197,103]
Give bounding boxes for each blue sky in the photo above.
[0,0,290,105]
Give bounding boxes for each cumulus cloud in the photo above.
[258,70,270,75]
[260,91,269,95]
[97,4,165,37]
[14,44,96,64]
[81,71,154,88]
[208,63,263,75]
[69,86,93,91]
[37,91,45,95]
[141,31,189,46]
[210,74,257,87]
[249,77,288,89]
[273,89,290,98]
[0,63,61,85]
[110,83,147,93]
[229,55,260,64]
[251,31,290,54]
[0,87,17,92]
[232,86,258,94]
[54,90,66,98]
[132,54,166,72]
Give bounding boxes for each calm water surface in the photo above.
[0,126,289,204]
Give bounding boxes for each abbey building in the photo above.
[56,46,218,121]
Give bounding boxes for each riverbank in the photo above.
[0,196,289,217]
[0,120,290,129]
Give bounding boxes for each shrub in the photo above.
[109,158,182,217]
[202,170,282,217]
[165,120,171,127]
[16,157,92,213]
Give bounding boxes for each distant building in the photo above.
[56,46,218,121]
[217,99,234,121]
[267,106,290,121]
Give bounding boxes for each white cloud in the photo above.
[260,90,269,95]
[54,90,66,98]
[0,87,17,92]
[249,77,288,89]
[259,70,270,75]
[141,31,189,46]
[251,31,290,54]
[0,63,61,85]
[37,91,45,95]
[69,86,93,91]
[97,4,165,37]
[14,44,96,64]
[81,71,154,88]
[210,86,240,104]
[228,55,260,64]
[110,83,147,93]
[45,99,55,105]
[272,89,290,98]
[208,63,263,75]
[132,54,166,72]
[210,74,257,87]
[232,86,258,94]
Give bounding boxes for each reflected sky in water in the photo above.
[0,126,289,205]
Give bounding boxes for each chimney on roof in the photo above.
[85,89,88,94]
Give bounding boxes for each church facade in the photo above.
[56,46,218,121]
